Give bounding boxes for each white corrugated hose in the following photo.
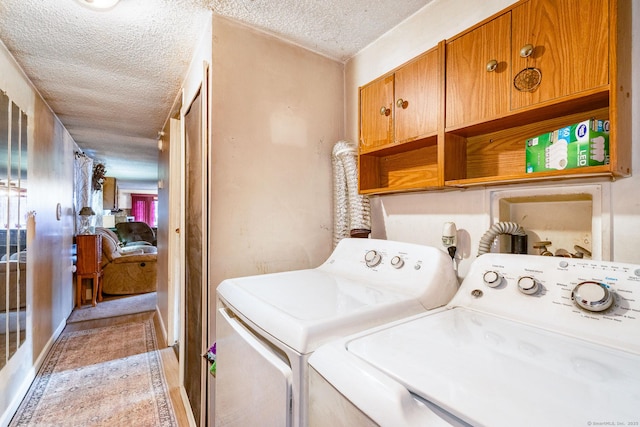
[477,221,526,256]
[332,141,370,247]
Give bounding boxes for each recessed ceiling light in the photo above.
[75,0,120,11]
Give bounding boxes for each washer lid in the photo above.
[347,308,640,426]
[217,269,427,354]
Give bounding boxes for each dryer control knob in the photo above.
[517,276,539,295]
[483,271,502,288]
[364,250,382,268]
[571,281,613,312]
[390,256,404,269]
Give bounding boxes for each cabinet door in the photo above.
[395,48,440,143]
[445,13,511,128]
[102,177,117,210]
[511,0,609,110]
[76,235,100,274]
[359,75,394,150]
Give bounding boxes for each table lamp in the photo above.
[79,206,96,234]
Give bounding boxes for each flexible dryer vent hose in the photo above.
[477,221,526,256]
[332,141,371,248]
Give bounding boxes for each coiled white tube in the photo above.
[477,221,526,256]
[332,141,371,247]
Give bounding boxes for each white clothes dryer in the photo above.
[308,253,640,426]
[214,238,459,427]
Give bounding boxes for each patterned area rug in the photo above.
[10,319,177,426]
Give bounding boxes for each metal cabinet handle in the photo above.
[486,59,498,72]
[379,106,391,116]
[396,99,408,109]
[520,44,534,58]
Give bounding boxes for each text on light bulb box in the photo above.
[525,119,609,173]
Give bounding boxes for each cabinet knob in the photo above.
[379,106,391,116]
[396,99,408,109]
[486,59,498,72]
[519,44,534,58]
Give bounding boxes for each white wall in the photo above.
[346,0,640,278]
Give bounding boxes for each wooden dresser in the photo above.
[75,234,103,307]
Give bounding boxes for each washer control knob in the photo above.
[364,250,382,268]
[572,281,613,312]
[390,256,404,269]
[517,276,539,295]
[483,271,502,288]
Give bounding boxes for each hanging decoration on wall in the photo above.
[92,162,107,191]
[513,43,542,92]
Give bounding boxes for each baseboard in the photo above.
[156,304,169,346]
[180,386,198,427]
[0,317,66,427]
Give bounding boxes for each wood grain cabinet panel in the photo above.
[445,12,511,129]
[511,0,609,110]
[102,177,117,210]
[360,75,394,151]
[394,49,440,143]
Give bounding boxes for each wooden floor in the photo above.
[64,302,191,426]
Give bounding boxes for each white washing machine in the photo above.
[215,238,459,427]
[308,253,640,426]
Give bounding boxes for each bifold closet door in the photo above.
[184,88,206,425]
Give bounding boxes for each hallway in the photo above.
[9,294,189,426]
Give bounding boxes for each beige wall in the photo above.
[0,41,75,424]
[209,15,344,285]
[345,0,640,277]
[206,15,344,420]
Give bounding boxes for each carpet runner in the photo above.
[10,318,176,426]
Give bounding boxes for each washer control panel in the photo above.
[451,253,640,353]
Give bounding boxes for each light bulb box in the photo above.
[525,119,609,173]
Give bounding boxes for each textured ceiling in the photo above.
[0,0,432,187]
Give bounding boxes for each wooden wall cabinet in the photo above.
[447,0,609,129]
[358,0,631,194]
[359,46,442,194]
[102,177,117,210]
[443,0,629,187]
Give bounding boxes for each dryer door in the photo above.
[215,307,292,426]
